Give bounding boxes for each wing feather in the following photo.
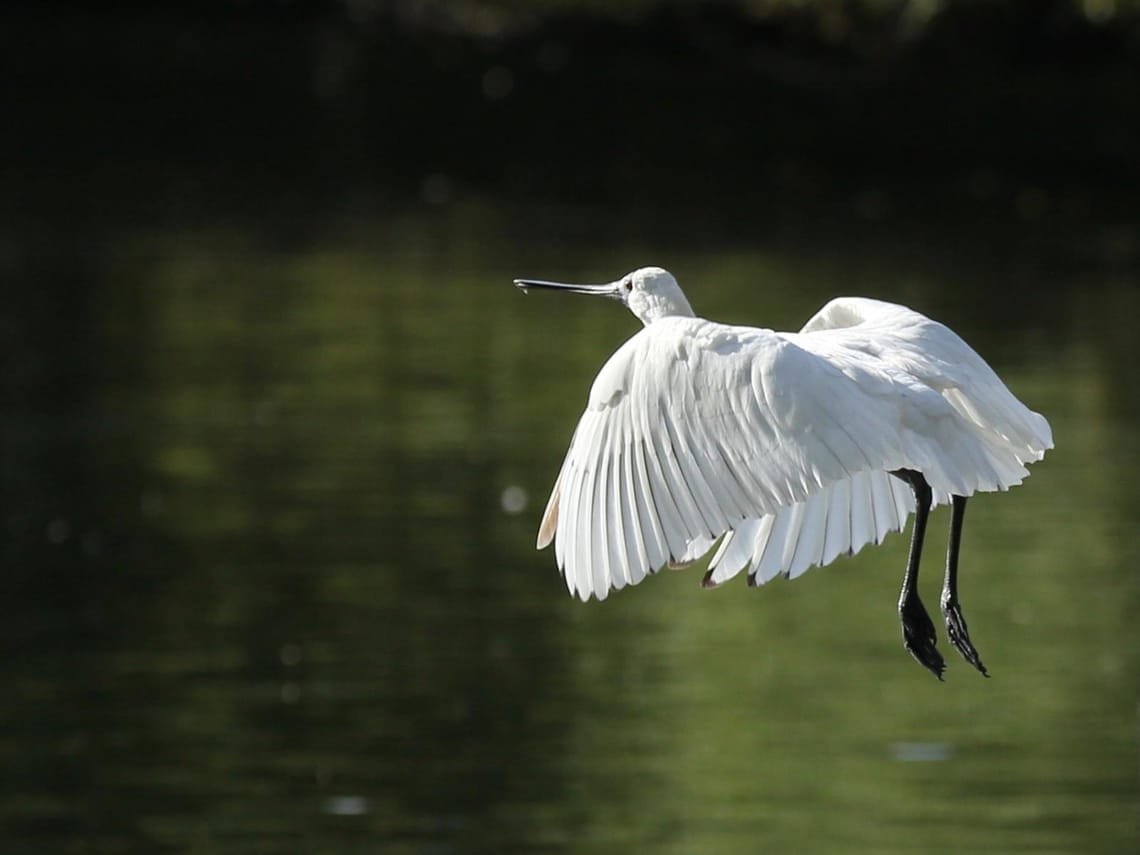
[849,471,875,550]
[701,469,915,586]
[591,417,614,597]
[868,467,898,542]
[822,476,852,566]
[647,418,708,553]
[632,435,672,569]
[607,434,629,590]
[661,402,724,536]
[562,411,605,599]
[788,495,827,579]
[617,419,650,586]
[705,525,748,586]
[537,469,561,550]
[777,502,809,574]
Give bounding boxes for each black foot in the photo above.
[901,595,945,680]
[942,599,989,677]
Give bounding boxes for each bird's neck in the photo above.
[635,295,696,325]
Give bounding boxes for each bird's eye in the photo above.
[623,280,633,292]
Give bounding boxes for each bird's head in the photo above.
[514,266,695,326]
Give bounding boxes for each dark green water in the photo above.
[2,197,1137,852]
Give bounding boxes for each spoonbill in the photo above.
[515,267,1052,679]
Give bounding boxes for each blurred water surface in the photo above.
[2,198,1138,853]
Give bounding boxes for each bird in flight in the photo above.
[514,267,1052,679]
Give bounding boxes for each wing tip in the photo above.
[536,475,561,549]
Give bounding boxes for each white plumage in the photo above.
[517,268,1052,609]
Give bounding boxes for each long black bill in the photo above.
[513,279,622,299]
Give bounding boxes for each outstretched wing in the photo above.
[695,298,1054,591]
[799,297,1053,468]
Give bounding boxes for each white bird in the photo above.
[514,267,1053,679]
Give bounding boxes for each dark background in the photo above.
[7,0,1139,226]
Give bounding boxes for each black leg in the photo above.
[942,496,989,676]
[891,469,945,680]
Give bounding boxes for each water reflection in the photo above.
[1,202,1137,852]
